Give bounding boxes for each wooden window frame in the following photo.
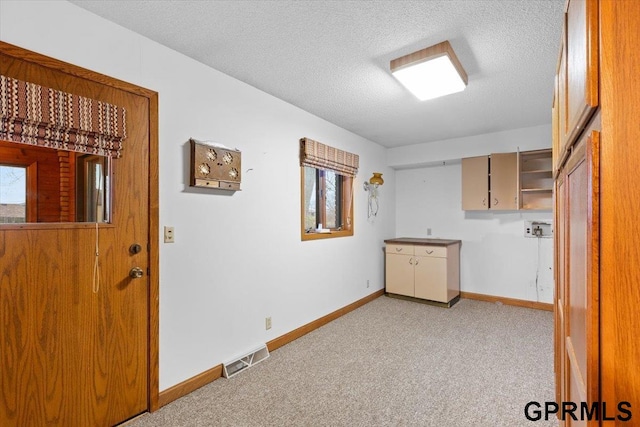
[300,166,354,241]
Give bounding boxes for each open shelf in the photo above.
[521,188,553,193]
[521,169,553,175]
[519,149,553,210]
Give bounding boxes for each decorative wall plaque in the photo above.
[189,138,241,191]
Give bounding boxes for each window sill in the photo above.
[0,222,115,230]
[301,229,353,241]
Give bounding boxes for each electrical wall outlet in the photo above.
[164,226,175,243]
[524,220,553,238]
[265,317,272,330]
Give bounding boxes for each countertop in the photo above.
[384,237,462,246]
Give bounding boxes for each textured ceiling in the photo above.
[69,0,564,148]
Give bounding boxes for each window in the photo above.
[0,165,27,223]
[299,137,359,241]
[0,142,112,224]
[76,155,110,222]
[0,74,124,224]
[301,166,353,240]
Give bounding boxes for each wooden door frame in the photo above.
[0,41,161,411]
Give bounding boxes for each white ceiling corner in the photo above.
[68,0,564,148]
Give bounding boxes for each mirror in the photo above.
[0,140,111,224]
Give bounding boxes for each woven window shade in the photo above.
[0,74,126,158]
[300,137,359,177]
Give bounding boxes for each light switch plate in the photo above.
[164,226,175,243]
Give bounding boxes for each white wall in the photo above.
[0,0,395,390]
[392,127,554,303]
[388,124,552,168]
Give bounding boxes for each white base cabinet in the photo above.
[384,238,461,306]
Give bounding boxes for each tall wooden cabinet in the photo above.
[553,0,640,423]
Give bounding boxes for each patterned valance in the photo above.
[300,137,359,177]
[0,75,126,158]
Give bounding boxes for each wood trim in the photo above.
[300,165,305,239]
[599,0,640,409]
[25,162,38,222]
[0,222,116,230]
[147,93,160,411]
[0,41,156,98]
[267,289,384,351]
[155,289,384,408]
[301,229,354,241]
[585,130,600,405]
[460,291,553,312]
[157,364,224,408]
[0,41,161,415]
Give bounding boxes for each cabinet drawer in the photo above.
[414,245,447,258]
[385,244,414,255]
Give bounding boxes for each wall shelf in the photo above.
[521,169,553,175]
[521,188,553,193]
[519,149,553,210]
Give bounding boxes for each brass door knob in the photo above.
[129,267,144,279]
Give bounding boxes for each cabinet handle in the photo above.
[426,250,433,255]
[482,198,486,206]
[395,247,403,252]
[493,198,498,206]
[409,258,413,265]
[414,258,419,265]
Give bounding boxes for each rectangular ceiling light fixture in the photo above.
[390,40,468,101]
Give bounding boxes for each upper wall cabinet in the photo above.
[461,156,489,210]
[462,150,552,211]
[490,152,518,210]
[461,153,517,211]
[561,0,599,154]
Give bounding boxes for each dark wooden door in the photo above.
[0,48,153,426]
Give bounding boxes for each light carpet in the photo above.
[127,296,557,427]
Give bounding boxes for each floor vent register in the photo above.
[222,343,270,378]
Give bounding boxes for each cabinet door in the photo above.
[562,131,599,421]
[558,37,568,153]
[461,156,489,210]
[552,73,561,176]
[385,254,414,297]
[563,0,598,148]
[414,255,447,303]
[554,172,567,409]
[490,152,518,210]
